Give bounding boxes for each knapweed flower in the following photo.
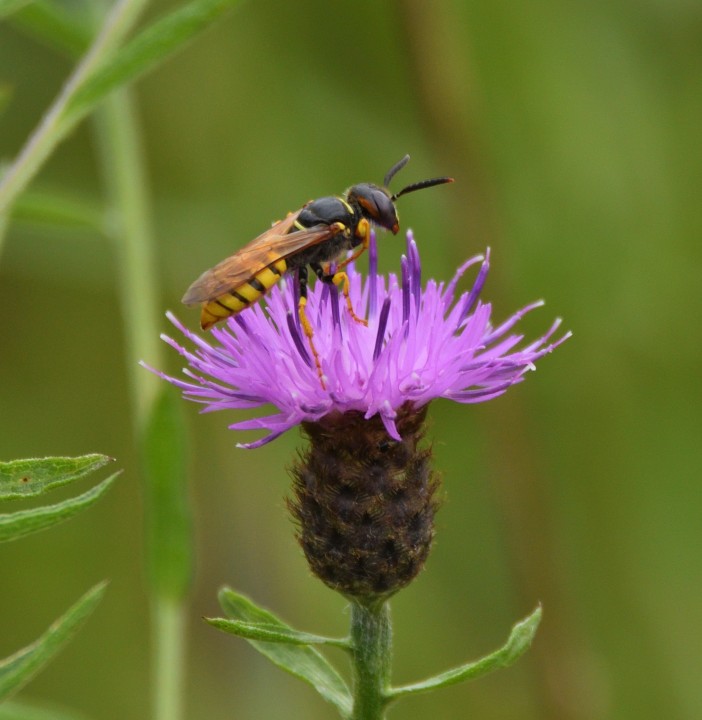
[152,232,568,449]
[148,232,569,600]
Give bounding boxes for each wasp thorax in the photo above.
[288,404,440,603]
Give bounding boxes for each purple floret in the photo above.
[145,233,570,448]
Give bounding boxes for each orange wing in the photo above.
[182,211,338,304]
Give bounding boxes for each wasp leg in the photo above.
[335,217,371,271]
[314,262,369,328]
[297,266,326,388]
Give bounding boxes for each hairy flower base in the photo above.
[147,233,569,449]
[288,403,439,603]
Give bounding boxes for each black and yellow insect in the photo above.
[182,155,453,382]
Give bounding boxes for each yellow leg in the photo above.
[336,218,371,270]
[320,218,369,327]
[333,272,368,327]
[298,296,326,389]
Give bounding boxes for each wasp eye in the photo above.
[348,183,400,233]
[367,189,399,233]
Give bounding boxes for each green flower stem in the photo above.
[152,597,188,720]
[0,0,148,256]
[93,88,162,428]
[350,601,392,720]
[93,90,186,720]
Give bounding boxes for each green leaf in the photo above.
[218,588,353,719]
[0,473,118,543]
[11,188,105,231]
[0,582,107,701]
[0,454,114,500]
[142,387,192,601]
[206,618,349,649]
[8,1,92,58]
[0,699,90,720]
[63,0,243,124]
[388,606,542,700]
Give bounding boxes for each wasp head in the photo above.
[347,156,453,237]
[347,183,400,234]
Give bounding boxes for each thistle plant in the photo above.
[1,2,569,716]
[148,232,570,719]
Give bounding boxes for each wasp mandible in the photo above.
[182,155,453,383]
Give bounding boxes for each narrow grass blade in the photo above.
[11,188,104,231]
[8,1,91,57]
[63,0,243,125]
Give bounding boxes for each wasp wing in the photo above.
[182,211,337,304]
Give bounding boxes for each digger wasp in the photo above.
[182,155,453,385]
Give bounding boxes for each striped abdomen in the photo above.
[200,258,288,330]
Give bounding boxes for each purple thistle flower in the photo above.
[146,232,569,449]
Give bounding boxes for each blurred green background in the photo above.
[1,0,701,718]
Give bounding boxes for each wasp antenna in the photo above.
[384,155,411,187]
[391,176,454,201]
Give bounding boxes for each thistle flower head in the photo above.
[149,232,569,449]
[146,231,569,601]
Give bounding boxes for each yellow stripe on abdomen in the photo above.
[235,282,263,304]
[199,258,289,330]
[255,265,284,290]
